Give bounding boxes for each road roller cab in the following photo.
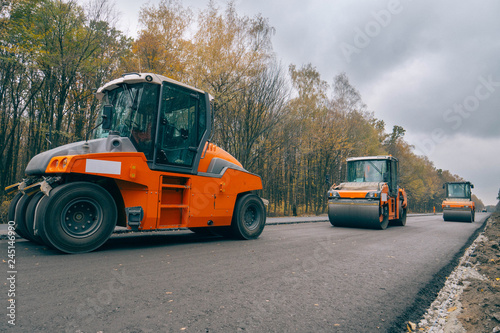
[327,156,407,229]
[442,182,475,222]
[5,73,267,253]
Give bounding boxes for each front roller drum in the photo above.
[328,200,388,230]
[443,209,473,222]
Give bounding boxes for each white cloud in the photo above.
[76,0,500,204]
[407,132,500,205]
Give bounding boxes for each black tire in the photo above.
[37,182,117,254]
[377,205,390,230]
[7,192,24,236]
[24,191,45,244]
[13,193,36,240]
[392,200,407,226]
[230,194,266,240]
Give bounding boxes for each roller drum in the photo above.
[443,208,473,222]
[328,199,382,229]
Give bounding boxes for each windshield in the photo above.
[95,83,159,138]
[347,159,389,183]
[94,82,160,160]
[446,183,471,198]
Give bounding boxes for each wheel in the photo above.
[24,191,45,244]
[392,200,407,226]
[13,193,36,240]
[37,182,117,254]
[7,192,22,222]
[8,192,29,239]
[7,192,24,235]
[377,205,389,230]
[230,194,266,239]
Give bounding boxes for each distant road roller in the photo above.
[327,156,407,229]
[442,182,475,222]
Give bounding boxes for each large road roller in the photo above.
[327,156,407,229]
[442,181,475,222]
[5,73,266,253]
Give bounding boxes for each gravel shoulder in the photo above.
[414,211,500,333]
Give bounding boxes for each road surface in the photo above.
[0,213,487,332]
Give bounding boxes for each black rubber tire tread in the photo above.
[37,182,117,254]
[230,194,266,240]
[13,193,36,240]
[392,200,407,227]
[24,191,45,244]
[34,196,51,248]
[7,192,23,235]
[8,192,28,239]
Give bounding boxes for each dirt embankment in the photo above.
[457,212,500,332]
[413,212,499,333]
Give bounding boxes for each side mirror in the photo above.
[102,105,113,130]
[471,184,474,189]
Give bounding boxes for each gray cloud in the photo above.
[82,0,500,204]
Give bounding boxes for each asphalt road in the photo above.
[0,213,488,333]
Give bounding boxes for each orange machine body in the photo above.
[6,73,267,253]
[44,143,262,230]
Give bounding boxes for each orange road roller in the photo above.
[327,156,407,229]
[5,73,266,253]
[442,182,475,222]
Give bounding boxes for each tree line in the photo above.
[0,0,484,219]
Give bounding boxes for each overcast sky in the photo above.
[83,0,500,205]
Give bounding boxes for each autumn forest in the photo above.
[0,0,484,219]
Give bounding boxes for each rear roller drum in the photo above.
[37,182,117,254]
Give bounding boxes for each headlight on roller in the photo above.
[365,191,380,199]
[328,190,340,198]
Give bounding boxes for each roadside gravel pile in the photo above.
[414,212,500,333]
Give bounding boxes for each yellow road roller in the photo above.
[328,156,407,229]
[442,182,475,222]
